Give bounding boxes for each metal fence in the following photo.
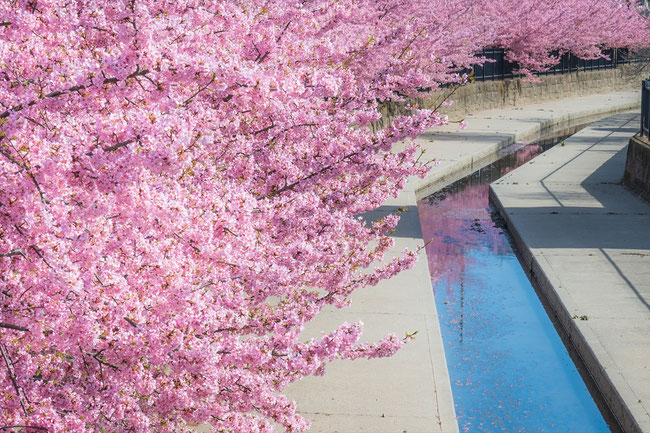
[642,78,650,140]
[472,48,636,82]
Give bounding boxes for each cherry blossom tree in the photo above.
[1,1,648,432]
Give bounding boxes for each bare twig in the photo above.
[198,281,214,290]
[124,317,139,328]
[24,116,46,130]
[398,27,426,60]
[29,245,52,268]
[276,21,291,43]
[257,51,269,64]
[94,273,105,286]
[173,233,200,253]
[223,227,239,237]
[0,147,49,204]
[417,236,436,252]
[253,123,275,135]
[432,81,463,112]
[89,352,119,371]
[103,139,133,152]
[140,73,162,90]
[182,74,216,105]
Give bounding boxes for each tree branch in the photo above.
[182,73,216,105]
[0,427,48,432]
[0,69,150,119]
[0,322,30,332]
[0,249,25,258]
[30,245,52,268]
[103,139,133,152]
[398,27,425,60]
[89,352,119,371]
[124,317,139,328]
[0,147,49,204]
[173,232,200,253]
[260,152,358,200]
[0,344,27,417]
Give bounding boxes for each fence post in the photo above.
[642,79,650,140]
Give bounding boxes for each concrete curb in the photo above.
[413,97,640,199]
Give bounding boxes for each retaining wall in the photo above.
[375,64,646,131]
[624,134,650,202]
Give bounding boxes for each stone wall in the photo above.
[374,64,646,131]
[624,134,650,202]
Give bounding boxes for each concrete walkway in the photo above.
[286,89,642,433]
[490,113,650,433]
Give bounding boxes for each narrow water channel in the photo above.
[417,134,616,433]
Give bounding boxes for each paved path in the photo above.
[491,113,650,433]
[286,90,641,433]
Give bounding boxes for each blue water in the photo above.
[418,140,613,433]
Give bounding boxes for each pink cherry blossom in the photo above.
[0,1,648,432]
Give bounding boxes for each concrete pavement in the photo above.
[414,89,641,197]
[490,113,650,433]
[285,194,457,433]
[287,89,643,433]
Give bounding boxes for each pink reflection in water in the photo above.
[418,144,542,293]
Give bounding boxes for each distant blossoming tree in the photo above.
[1,1,648,431]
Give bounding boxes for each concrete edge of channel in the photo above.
[423,289,460,433]
[488,185,643,433]
[413,100,640,200]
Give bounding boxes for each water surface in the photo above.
[417,138,613,433]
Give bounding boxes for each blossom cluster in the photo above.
[0,1,647,432]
